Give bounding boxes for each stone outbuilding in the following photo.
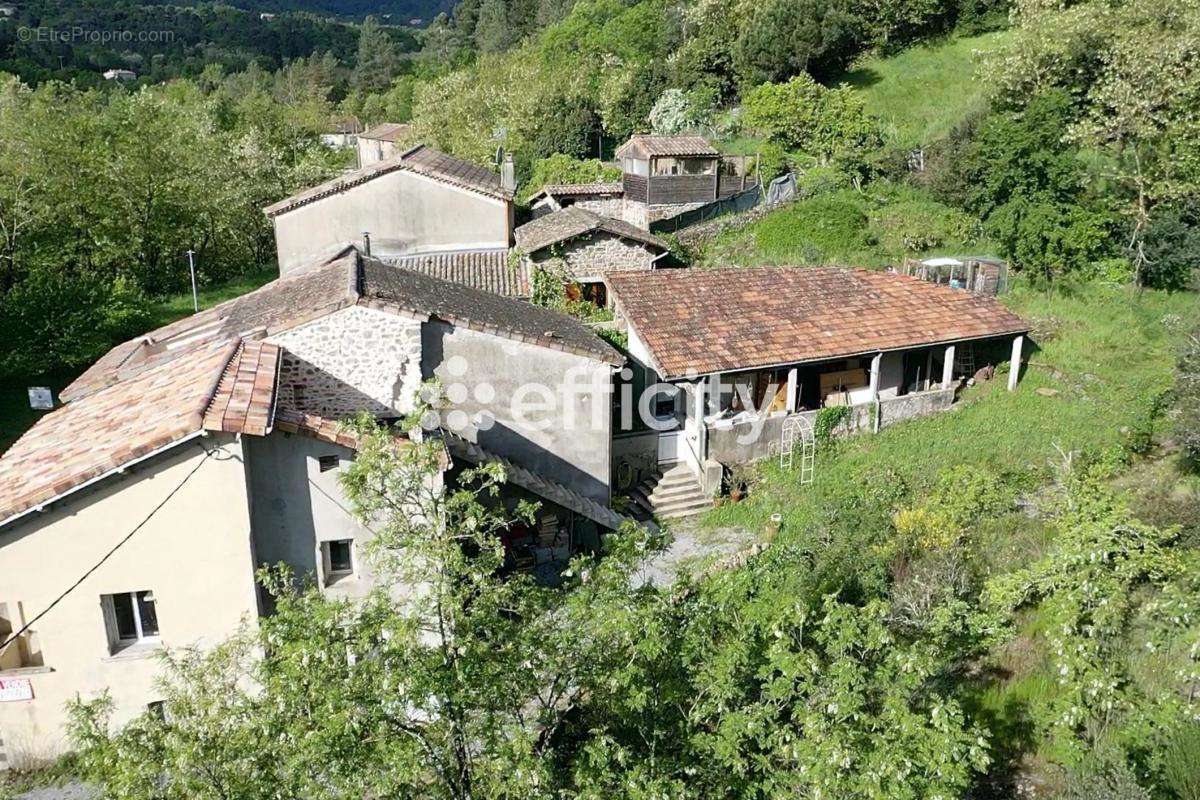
[355,122,414,166]
[514,206,670,288]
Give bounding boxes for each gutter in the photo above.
[0,431,209,532]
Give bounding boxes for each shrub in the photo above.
[753,193,870,262]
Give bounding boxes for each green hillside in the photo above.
[841,30,1013,148]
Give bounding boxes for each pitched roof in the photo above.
[358,122,411,141]
[263,144,512,217]
[607,267,1030,379]
[528,182,624,203]
[2,249,619,527]
[382,249,530,297]
[359,256,622,365]
[0,338,281,527]
[615,135,719,159]
[515,207,668,254]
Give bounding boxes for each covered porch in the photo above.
[652,334,1025,486]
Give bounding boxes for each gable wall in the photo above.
[272,169,512,274]
[268,305,423,419]
[530,231,658,283]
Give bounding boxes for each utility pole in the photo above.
[186,250,198,313]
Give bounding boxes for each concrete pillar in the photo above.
[707,372,722,415]
[868,353,882,401]
[786,367,799,412]
[942,344,956,389]
[1008,335,1024,392]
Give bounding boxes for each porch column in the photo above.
[707,372,722,416]
[942,344,956,389]
[786,367,799,412]
[1008,335,1024,392]
[869,353,883,432]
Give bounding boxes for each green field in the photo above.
[840,30,1013,148]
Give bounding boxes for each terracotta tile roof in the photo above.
[615,135,719,159]
[607,267,1030,379]
[360,256,623,365]
[263,144,512,217]
[358,122,411,141]
[273,405,362,448]
[0,340,244,526]
[62,253,358,402]
[203,340,281,436]
[382,249,530,297]
[515,207,668,254]
[529,182,624,202]
[1,249,619,526]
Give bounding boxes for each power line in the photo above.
[0,444,214,655]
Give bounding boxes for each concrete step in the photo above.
[654,495,715,519]
[630,465,711,521]
[642,481,705,503]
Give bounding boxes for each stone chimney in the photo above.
[501,153,517,194]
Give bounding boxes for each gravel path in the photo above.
[12,782,95,800]
[640,519,758,586]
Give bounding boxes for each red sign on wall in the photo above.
[0,677,34,702]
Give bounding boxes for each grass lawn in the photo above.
[840,30,1014,148]
[0,269,276,453]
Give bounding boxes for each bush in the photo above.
[1142,208,1200,291]
[753,193,870,262]
[0,270,151,378]
[742,75,882,177]
[522,154,621,202]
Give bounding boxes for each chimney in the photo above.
[362,231,371,256]
[501,154,516,194]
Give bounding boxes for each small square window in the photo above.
[322,540,354,584]
[102,591,159,653]
[318,454,339,472]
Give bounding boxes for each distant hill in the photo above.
[0,0,423,86]
[164,0,457,24]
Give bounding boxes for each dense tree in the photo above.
[352,16,402,93]
[732,0,865,85]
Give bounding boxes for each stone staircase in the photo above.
[630,463,711,520]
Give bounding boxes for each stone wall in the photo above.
[531,231,658,281]
[268,305,424,419]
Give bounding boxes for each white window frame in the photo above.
[101,591,160,654]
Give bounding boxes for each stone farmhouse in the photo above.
[0,135,1032,765]
[0,248,629,765]
[514,206,671,300]
[528,134,758,231]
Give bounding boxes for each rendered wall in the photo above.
[244,431,378,602]
[424,320,613,504]
[0,436,257,766]
[272,170,511,274]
